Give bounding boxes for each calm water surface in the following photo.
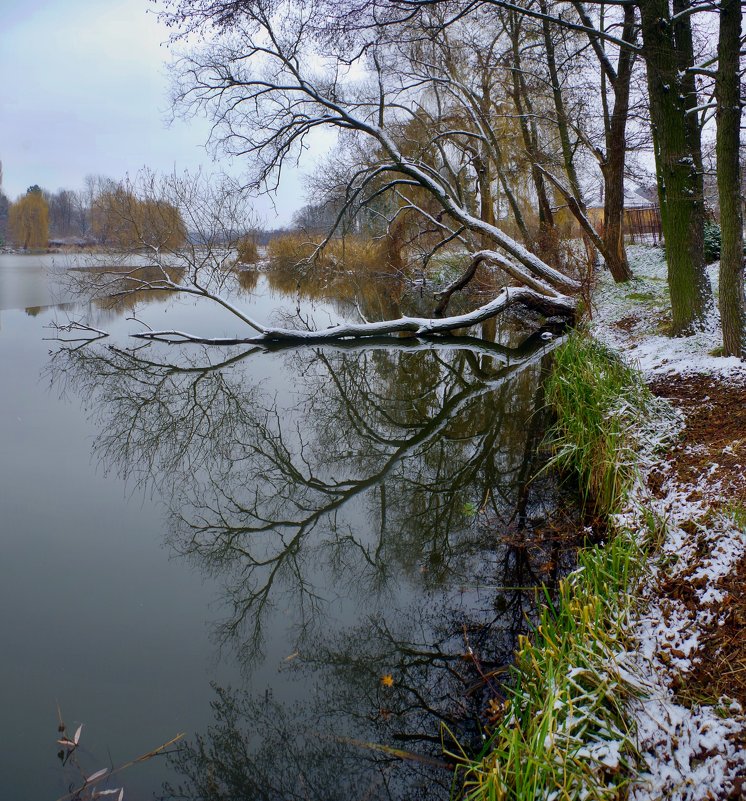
[0,253,573,800]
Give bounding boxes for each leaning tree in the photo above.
[139,0,581,345]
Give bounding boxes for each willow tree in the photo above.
[9,187,49,250]
[91,183,186,250]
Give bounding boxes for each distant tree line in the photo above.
[0,171,188,251]
[0,166,298,251]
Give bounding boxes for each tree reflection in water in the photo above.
[49,327,577,800]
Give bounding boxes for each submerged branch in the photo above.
[46,320,111,342]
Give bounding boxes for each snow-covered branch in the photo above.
[131,285,575,345]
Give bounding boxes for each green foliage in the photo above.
[543,333,652,516]
[703,222,721,264]
[724,502,746,531]
[457,529,645,801]
[462,501,478,518]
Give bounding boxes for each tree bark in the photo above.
[716,0,745,357]
[601,4,635,283]
[638,0,711,335]
[473,152,497,250]
[672,0,706,200]
[508,11,555,240]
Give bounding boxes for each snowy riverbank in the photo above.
[592,245,746,801]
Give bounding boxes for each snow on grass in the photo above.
[591,244,746,800]
[591,245,746,381]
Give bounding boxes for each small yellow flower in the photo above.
[380,673,395,688]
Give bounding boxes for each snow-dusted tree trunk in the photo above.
[131,286,576,345]
[638,0,712,335]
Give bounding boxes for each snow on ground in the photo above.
[591,245,746,381]
[623,493,746,801]
[592,246,746,801]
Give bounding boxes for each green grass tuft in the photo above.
[723,502,746,531]
[456,528,647,801]
[543,332,652,517]
[626,291,657,303]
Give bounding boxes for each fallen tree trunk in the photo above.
[69,168,581,349]
[131,285,576,346]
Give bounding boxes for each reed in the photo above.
[235,236,259,264]
[543,332,652,516]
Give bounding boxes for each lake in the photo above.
[0,253,575,800]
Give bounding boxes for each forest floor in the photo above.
[590,245,746,800]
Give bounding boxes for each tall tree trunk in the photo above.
[384,213,407,273]
[600,4,635,283]
[638,0,711,335]
[601,156,631,281]
[473,151,498,250]
[540,0,583,205]
[508,12,555,242]
[716,0,745,357]
[540,0,601,269]
[572,1,633,282]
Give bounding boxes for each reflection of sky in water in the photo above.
[0,255,573,800]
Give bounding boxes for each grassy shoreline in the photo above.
[457,239,746,800]
[456,331,663,801]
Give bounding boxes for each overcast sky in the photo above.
[1,0,317,224]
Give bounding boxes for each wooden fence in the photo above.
[623,205,662,244]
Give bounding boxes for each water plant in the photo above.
[55,706,183,801]
[266,232,388,274]
[235,235,260,265]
